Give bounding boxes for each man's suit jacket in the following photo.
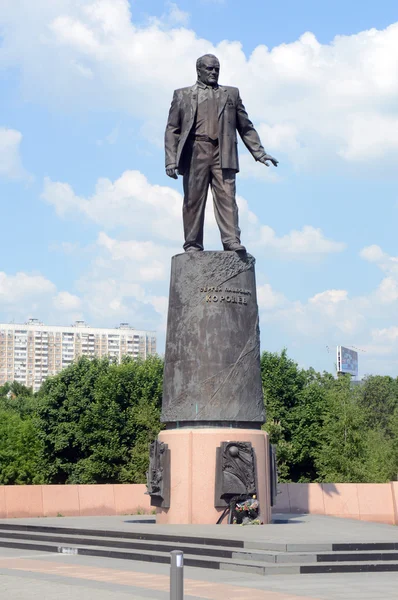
[165,83,265,174]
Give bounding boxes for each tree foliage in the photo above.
[0,356,163,485]
[261,350,398,483]
[261,350,331,482]
[35,355,164,484]
[2,349,398,485]
[0,384,43,484]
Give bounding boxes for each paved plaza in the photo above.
[0,514,397,599]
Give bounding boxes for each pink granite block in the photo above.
[5,485,43,518]
[42,485,80,517]
[114,484,150,515]
[77,484,116,516]
[157,428,271,525]
[289,483,325,515]
[0,486,6,518]
[156,429,192,524]
[391,482,398,525]
[273,483,290,512]
[322,483,360,518]
[357,483,395,524]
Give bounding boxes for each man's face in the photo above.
[197,57,220,87]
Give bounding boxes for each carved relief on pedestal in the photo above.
[146,440,170,508]
[214,441,257,507]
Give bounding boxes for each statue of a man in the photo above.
[165,54,278,253]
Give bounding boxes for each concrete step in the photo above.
[244,540,398,553]
[299,561,398,575]
[1,533,398,576]
[0,535,277,574]
[0,528,278,562]
[3,527,398,565]
[0,523,243,549]
[7,527,396,566]
[235,548,398,564]
[3,522,398,555]
[316,550,398,563]
[236,561,398,576]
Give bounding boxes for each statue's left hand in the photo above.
[258,154,279,167]
[166,167,178,179]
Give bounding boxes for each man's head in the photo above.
[196,54,220,87]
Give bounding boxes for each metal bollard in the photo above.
[170,550,184,600]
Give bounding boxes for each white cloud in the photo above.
[0,272,83,324]
[255,245,398,375]
[309,289,348,307]
[256,225,346,257]
[372,326,398,343]
[97,232,169,281]
[360,244,385,263]
[42,169,345,260]
[375,277,398,304]
[53,230,174,333]
[0,264,166,333]
[76,274,167,329]
[2,2,398,169]
[257,284,286,310]
[258,123,301,154]
[0,128,28,180]
[364,246,398,317]
[339,114,398,162]
[0,272,55,304]
[360,244,398,275]
[360,244,398,304]
[42,171,184,244]
[259,284,367,347]
[238,153,281,182]
[164,3,190,27]
[39,165,347,343]
[53,291,82,311]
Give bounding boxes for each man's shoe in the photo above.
[224,242,246,252]
[185,246,203,252]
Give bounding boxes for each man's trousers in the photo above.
[182,139,241,251]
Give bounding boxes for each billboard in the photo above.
[337,346,358,377]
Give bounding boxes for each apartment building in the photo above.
[0,319,157,391]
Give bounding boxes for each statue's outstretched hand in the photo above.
[258,154,279,167]
[166,167,178,179]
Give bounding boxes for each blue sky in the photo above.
[1,0,398,377]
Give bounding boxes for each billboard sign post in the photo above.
[337,346,358,377]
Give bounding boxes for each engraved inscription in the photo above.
[201,284,251,306]
[200,286,223,293]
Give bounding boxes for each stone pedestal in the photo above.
[161,251,265,425]
[151,251,271,525]
[156,428,271,525]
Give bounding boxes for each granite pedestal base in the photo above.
[155,428,271,525]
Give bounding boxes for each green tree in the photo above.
[260,349,398,484]
[261,349,340,482]
[289,370,332,482]
[362,427,396,482]
[0,408,44,484]
[0,381,35,418]
[314,374,396,483]
[315,375,368,482]
[359,375,398,433]
[36,355,164,484]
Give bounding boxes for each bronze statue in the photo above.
[165,54,278,253]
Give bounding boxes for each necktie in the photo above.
[207,87,218,140]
